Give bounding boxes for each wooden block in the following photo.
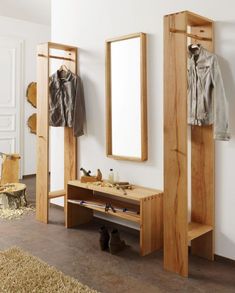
[80,176,98,183]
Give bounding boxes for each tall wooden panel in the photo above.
[36,43,49,223]
[163,12,188,277]
[191,24,214,260]
[164,11,214,277]
[63,49,78,209]
[36,42,77,224]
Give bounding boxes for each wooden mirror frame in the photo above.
[106,32,147,162]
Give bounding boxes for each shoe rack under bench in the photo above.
[66,180,163,256]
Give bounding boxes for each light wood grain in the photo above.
[164,11,215,277]
[187,11,213,26]
[67,202,93,228]
[163,12,188,277]
[36,43,78,224]
[106,32,144,43]
[191,24,214,261]
[48,189,65,199]
[66,181,163,256]
[169,29,212,42]
[140,195,163,256]
[68,199,140,223]
[140,33,148,161]
[63,48,78,223]
[188,222,213,241]
[68,180,162,201]
[191,231,214,260]
[27,113,37,134]
[47,42,78,51]
[106,33,148,161]
[105,41,112,157]
[36,43,49,224]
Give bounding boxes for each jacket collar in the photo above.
[56,69,72,82]
[188,44,202,58]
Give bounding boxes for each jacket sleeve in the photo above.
[211,55,230,141]
[73,75,86,137]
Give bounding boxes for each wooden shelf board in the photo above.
[188,222,213,241]
[68,180,162,202]
[68,199,140,223]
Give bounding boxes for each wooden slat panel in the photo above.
[36,43,49,224]
[163,12,188,277]
[191,24,214,261]
[140,194,163,256]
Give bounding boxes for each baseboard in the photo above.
[23,174,36,179]
[50,202,64,210]
[214,254,235,265]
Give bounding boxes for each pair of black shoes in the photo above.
[99,226,126,254]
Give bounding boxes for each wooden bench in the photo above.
[66,180,163,256]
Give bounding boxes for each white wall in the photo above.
[0,0,51,25]
[0,16,50,175]
[51,0,235,260]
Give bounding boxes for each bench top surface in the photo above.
[68,180,163,201]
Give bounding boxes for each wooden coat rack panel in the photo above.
[36,42,77,224]
[164,11,214,277]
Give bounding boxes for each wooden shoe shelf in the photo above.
[66,180,163,256]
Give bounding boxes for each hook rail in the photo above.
[37,54,74,61]
[170,28,212,42]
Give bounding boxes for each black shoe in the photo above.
[99,226,110,251]
[109,228,126,254]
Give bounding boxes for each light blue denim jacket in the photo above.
[188,45,230,141]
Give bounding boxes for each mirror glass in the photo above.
[106,33,147,161]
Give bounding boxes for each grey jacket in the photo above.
[188,45,230,141]
[49,70,85,137]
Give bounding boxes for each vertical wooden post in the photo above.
[36,43,49,224]
[64,48,78,223]
[191,24,214,260]
[163,12,188,277]
[140,195,163,256]
[36,43,78,224]
[164,11,214,277]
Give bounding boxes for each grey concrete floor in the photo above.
[1,176,235,293]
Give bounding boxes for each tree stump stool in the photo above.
[0,183,27,209]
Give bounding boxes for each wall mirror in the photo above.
[106,32,147,161]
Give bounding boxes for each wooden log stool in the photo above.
[0,183,27,209]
